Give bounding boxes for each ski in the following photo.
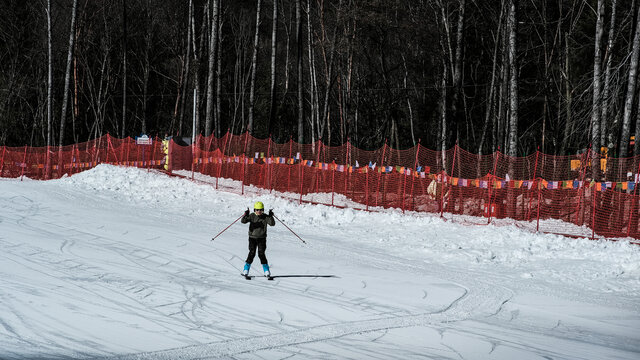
[241,274,274,280]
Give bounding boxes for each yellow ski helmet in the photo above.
[254,201,264,210]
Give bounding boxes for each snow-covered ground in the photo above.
[1,164,639,360]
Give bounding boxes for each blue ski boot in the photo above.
[242,263,251,276]
[262,264,271,277]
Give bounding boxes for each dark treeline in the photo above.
[1,0,640,157]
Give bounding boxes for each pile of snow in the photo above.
[1,164,639,359]
[58,165,640,296]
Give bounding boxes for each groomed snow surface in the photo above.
[1,164,639,360]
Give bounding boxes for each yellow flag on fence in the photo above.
[570,160,581,171]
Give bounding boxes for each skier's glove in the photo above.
[244,208,250,217]
[268,209,274,217]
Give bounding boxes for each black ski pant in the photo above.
[245,237,268,265]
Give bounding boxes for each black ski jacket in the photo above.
[241,212,275,239]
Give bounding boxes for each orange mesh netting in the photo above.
[2,133,639,242]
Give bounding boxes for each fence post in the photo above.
[486,149,499,223]
[241,131,250,195]
[125,137,131,167]
[153,135,160,171]
[241,153,246,195]
[439,171,445,218]
[447,142,458,214]
[122,136,126,165]
[375,140,387,209]
[287,136,293,193]
[527,148,540,221]
[365,167,370,211]
[575,150,591,225]
[409,140,421,212]
[345,140,350,202]
[76,144,81,174]
[20,145,27,181]
[592,188,597,239]
[109,134,119,164]
[331,161,336,206]
[315,140,323,195]
[299,159,304,205]
[627,160,640,237]
[190,134,197,180]
[536,182,541,232]
[105,134,111,164]
[204,134,212,176]
[267,135,273,192]
[217,130,229,188]
[401,169,407,213]
[0,145,5,177]
[68,144,73,175]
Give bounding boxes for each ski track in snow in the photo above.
[1,165,640,359]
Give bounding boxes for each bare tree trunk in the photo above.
[216,18,222,138]
[602,0,618,151]
[46,0,53,148]
[496,2,509,154]
[402,55,416,146]
[560,32,572,155]
[620,3,640,156]
[507,0,518,158]
[296,0,304,143]
[58,0,78,147]
[478,2,505,154]
[121,0,127,139]
[248,0,262,135]
[231,22,243,132]
[590,0,604,159]
[634,84,640,156]
[451,0,465,115]
[177,0,194,137]
[440,62,447,166]
[268,0,278,136]
[307,0,318,147]
[140,8,153,135]
[192,1,209,139]
[319,0,341,145]
[205,0,220,136]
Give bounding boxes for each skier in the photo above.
[240,201,275,278]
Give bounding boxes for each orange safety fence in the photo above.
[2,132,640,242]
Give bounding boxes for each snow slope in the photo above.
[1,164,639,359]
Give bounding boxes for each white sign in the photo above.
[136,135,153,145]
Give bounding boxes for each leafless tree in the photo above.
[621,3,640,156]
[205,0,220,136]
[506,0,518,158]
[269,0,279,135]
[247,0,262,135]
[602,0,618,151]
[58,0,78,147]
[296,0,304,144]
[121,0,127,138]
[590,0,604,156]
[46,0,53,148]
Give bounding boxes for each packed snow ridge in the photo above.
[1,164,639,359]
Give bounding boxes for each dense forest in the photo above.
[1,0,640,157]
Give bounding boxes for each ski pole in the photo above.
[273,214,307,244]
[211,213,245,241]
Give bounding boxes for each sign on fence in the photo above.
[136,134,152,145]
